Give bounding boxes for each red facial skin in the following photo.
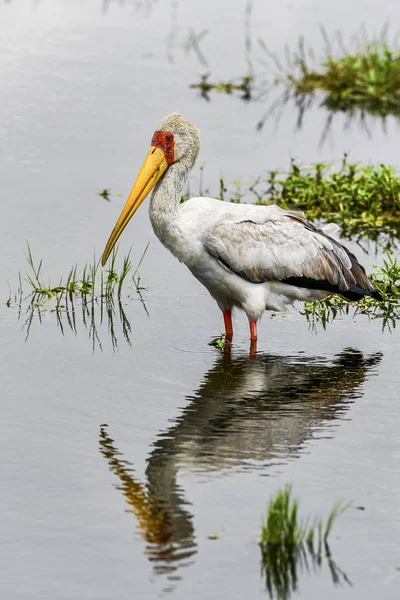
[151,131,175,166]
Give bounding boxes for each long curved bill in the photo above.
[101,146,168,266]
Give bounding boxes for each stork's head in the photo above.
[155,113,200,165]
[101,113,200,266]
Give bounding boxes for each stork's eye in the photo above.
[165,135,172,142]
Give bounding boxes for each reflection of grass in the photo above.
[213,155,400,248]
[191,28,400,136]
[301,252,400,331]
[258,32,400,140]
[287,38,400,118]
[191,74,253,100]
[6,243,149,350]
[260,486,350,600]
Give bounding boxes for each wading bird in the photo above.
[102,113,381,349]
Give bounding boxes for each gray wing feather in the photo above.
[203,212,373,294]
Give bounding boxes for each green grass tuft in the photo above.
[7,243,150,350]
[260,486,302,547]
[260,485,348,549]
[260,486,350,599]
[18,243,149,306]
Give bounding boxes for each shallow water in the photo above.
[1,1,400,599]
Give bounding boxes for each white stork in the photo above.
[101,113,381,348]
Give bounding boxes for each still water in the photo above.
[1,1,400,599]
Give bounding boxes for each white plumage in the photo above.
[162,200,329,319]
[102,113,380,346]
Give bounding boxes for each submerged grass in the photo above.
[22,242,139,304]
[208,333,230,349]
[7,243,149,350]
[260,486,350,599]
[301,252,400,331]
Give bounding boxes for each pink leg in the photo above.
[249,321,257,358]
[223,310,233,336]
[249,321,257,341]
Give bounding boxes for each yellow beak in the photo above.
[101,146,168,266]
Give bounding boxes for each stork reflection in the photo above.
[100,348,381,595]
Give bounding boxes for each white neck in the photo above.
[149,158,192,250]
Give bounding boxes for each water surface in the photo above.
[1,1,400,599]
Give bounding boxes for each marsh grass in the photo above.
[7,243,149,350]
[301,252,400,331]
[260,486,350,599]
[260,485,349,549]
[23,243,136,303]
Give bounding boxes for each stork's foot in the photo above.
[223,335,232,360]
[223,309,233,337]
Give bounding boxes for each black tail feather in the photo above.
[282,276,383,302]
[340,284,383,302]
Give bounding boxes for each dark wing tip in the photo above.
[281,278,383,303]
[371,289,383,302]
[341,285,383,302]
